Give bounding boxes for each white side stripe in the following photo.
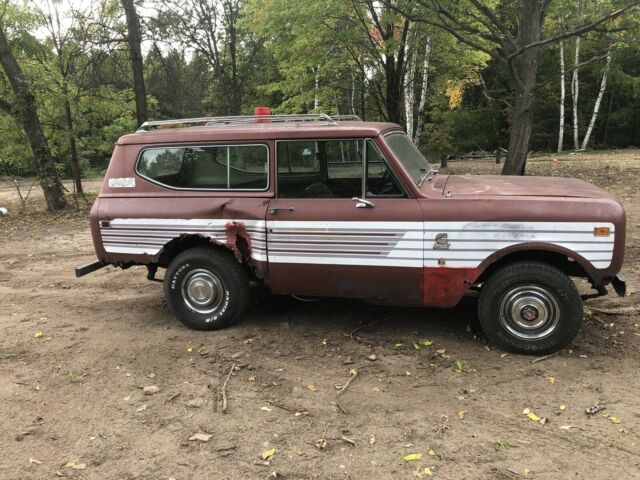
[100,219,615,270]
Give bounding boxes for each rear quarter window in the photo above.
[136,144,269,190]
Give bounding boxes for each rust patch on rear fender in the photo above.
[225,221,253,264]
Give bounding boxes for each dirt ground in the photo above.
[1,151,639,480]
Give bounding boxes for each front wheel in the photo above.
[164,247,250,330]
[478,262,583,355]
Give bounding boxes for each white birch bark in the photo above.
[313,64,320,110]
[350,71,356,116]
[414,35,432,144]
[558,40,566,153]
[571,37,581,150]
[581,46,613,150]
[403,34,417,138]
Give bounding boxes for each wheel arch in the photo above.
[474,243,601,286]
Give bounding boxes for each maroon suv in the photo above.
[77,113,626,355]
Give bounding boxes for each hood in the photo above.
[440,175,613,199]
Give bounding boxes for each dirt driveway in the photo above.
[1,153,639,480]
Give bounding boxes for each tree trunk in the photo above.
[501,1,544,176]
[557,40,566,153]
[581,46,612,150]
[121,0,148,126]
[63,83,83,194]
[226,2,242,115]
[384,18,410,124]
[571,37,581,150]
[0,25,67,210]
[313,65,320,111]
[403,30,417,138]
[413,35,431,144]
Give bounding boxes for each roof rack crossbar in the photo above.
[137,113,362,131]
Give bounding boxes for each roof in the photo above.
[116,121,402,146]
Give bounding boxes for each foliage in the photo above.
[0,0,639,182]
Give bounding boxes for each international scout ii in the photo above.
[77,112,626,355]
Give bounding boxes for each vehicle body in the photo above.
[77,113,626,355]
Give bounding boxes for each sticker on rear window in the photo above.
[109,177,136,188]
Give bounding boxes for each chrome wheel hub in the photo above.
[498,285,560,340]
[181,269,224,314]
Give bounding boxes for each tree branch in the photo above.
[478,72,513,109]
[507,1,640,61]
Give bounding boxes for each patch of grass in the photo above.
[454,359,469,373]
[66,371,79,382]
[493,438,514,450]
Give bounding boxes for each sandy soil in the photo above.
[1,152,639,480]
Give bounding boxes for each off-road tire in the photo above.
[478,261,583,355]
[164,247,249,330]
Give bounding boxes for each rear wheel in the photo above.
[478,262,583,355]
[164,247,249,330]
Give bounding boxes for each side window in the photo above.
[277,140,363,199]
[366,140,405,197]
[137,144,268,190]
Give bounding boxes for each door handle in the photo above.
[352,197,375,208]
[268,207,295,215]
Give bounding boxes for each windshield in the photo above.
[384,132,432,185]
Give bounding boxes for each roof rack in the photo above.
[137,113,362,132]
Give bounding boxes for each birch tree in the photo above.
[557,40,566,152]
[413,35,431,144]
[572,36,581,149]
[581,45,613,149]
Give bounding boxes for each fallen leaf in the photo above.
[186,346,193,353]
[122,394,131,402]
[500,353,509,358]
[404,453,423,462]
[189,433,212,442]
[524,468,531,476]
[412,342,421,350]
[34,331,43,339]
[420,339,433,347]
[260,406,273,412]
[427,449,436,456]
[261,448,276,460]
[559,405,566,411]
[65,461,87,470]
[545,375,556,384]
[435,349,446,355]
[136,405,148,412]
[424,467,433,476]
[527,412,541,422]
[307,384,317,392]
[322,338,328,347]
[394,343,404,348]
[609,416,621,424]
[457,411,466,421]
